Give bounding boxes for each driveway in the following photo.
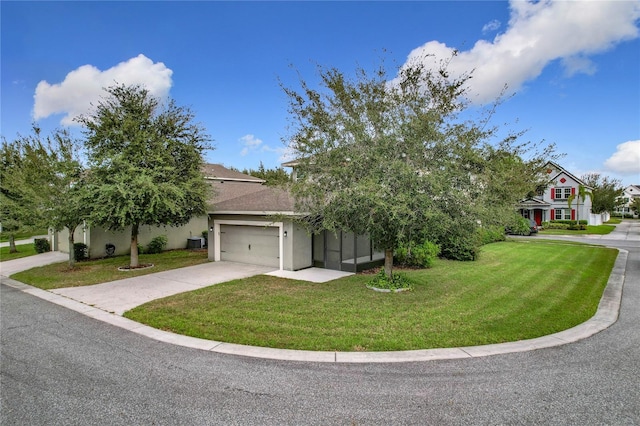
[49,261,276,315]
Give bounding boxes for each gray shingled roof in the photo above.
[201,163,264,183]
[202,164,295,213]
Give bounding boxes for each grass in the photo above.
[125,240,618,352]
[0,230,48,243]
[0,244,38,261]
[11,249,209,290]
[540,225,615,235]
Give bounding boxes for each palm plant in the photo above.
[568,184,593,224]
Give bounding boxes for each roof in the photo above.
[544,161,590,189]
[207,180,296,214]
[201,163,265,183]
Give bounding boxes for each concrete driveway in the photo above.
[49,261,276,315]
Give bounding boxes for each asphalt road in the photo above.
[2,236,639,425]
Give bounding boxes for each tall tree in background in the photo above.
[282,58,551,277]
[241,162,291,186]
[1,126,86,265]
[77,84,212,268]
[581,173,624,214]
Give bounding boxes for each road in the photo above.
[1,234,638,425]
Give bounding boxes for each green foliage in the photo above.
[508,215,532,236]
[77,84,213,268]
[367,268,413,291]
[631,198,640,216]
[74,243,89,261]
[146,235,168,254]
[394,240,440,268]
[240,161,291,187]
[581,173,624,214]
[282,57,553,277]
[544,220,587,230]
[1,126,87,266]
[33,238,50,253]
[477,225,507,245]
[567,184,593,223]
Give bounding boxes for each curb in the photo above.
[1,247,627,363]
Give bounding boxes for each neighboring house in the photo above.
[55,163,384,272]
[615,184,640,218]
[517,161,605,226]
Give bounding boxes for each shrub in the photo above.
[477,225,506,245]
[74,243,89,261]
[367,268,413,291]
[146,235,168,254]
[201,230,208,247]
[395,240,440,268]
[34,238,50,253]
[507,215,532,236]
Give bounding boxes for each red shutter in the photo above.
[571,187,576,196]
[571,209,576,220]
[550,210,555,220]
[551,188,555,200]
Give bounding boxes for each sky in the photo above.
[2,1,639,187]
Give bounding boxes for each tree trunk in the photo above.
[67,226,76,269]
[9,235,17,253]
[384,248,394,278]
[130,223,139,268]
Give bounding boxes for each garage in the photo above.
[219,224,280,268]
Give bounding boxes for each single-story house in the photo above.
[55,164,384,272]
[516,161,607,226]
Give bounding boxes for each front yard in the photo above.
[125,240,618,352]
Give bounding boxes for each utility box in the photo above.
[187,237,204,249]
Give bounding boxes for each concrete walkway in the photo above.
[0,220,636,363]
[0,235,48,248]
[50,262,277,315]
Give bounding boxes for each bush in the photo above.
[477,225,506,245]
[507,215,532,236]
[33,238,50,253]
[395,240,440,268]
[146,235,168,254]
[367,268,413,291]
[74,243,89,261]
[201,230,208,247]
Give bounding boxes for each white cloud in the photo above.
[401,0,640,104]
[604,140,640,175]
[33,54,173,125]
[482,19,501,34]
[239,134,264,156]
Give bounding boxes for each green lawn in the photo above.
[0,230,48,243]
[11,249,209,290]
[540,225,615,235]
[0,244,38,261]
[125,240,618,352]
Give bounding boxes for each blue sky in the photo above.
[2,1,639,186]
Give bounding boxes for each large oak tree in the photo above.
[282,58,551,277]
[77,84,212,268]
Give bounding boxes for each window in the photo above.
[554,187,572,200]
[554,209,571,220]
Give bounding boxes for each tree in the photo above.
[282,58,551,277]
[581,173,624,214]
[567,184,593,223]
[0,127,87,265]
[241,162,291,186]
[631,198,640,216]
[77,84,212,268]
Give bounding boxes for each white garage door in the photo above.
[219,225,280,267]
